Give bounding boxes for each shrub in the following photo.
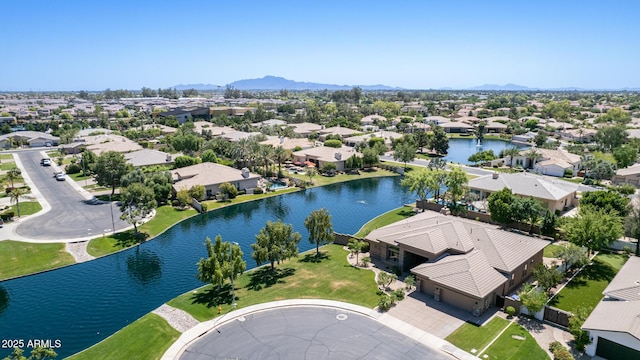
[505,306,516,317]
[377,294,395,312]
[65,163,82,174]
[324,139,342,148]
[171,199,180,207]
[1,211,15,220]
[392,289,405,301]
[549,341,564,353]
[253,187,264,195]
[219,182,238,199]
[552,346,575,360]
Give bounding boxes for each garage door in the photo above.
[596,337,640,360]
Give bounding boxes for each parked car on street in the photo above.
[42,159,51,166]
[55,173,65,181]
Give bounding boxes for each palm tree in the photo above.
[502,147,521,168]
[6,168,21,188]
[10,187,26,218]
[524,148,542,169]
[273,146,290,178]
[257,144,274,176]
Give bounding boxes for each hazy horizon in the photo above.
[3,0,639,91]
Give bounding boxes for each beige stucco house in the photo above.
[365,211,549,316]
[612,163,640,187]
[292,146,361,171]
[171,163,261,199]
[583,257,640,359]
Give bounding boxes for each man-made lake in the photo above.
[0,177,413,358]
[444,137,529,165]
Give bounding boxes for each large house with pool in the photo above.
[365,210,549,316]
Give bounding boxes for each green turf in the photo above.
[481,322,550,360]
[10,201,42,216]
[445,317,510,353]
[168,244,379,322]
[353,206,416,238]
[0,162,17,171]
[543,244,563,258]
[549,254,627,313]
[0,154,13,160]
[0,240,75,281]
[66,313,180,360]
[288,168,398,187]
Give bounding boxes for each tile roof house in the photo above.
[171,163,261,199]
[612,163,640,187]
[124,149,178,168]
[343,130,403,148]
[292,146,361,171]
[468,172,594,212]
[0,131,59,148]
[260,136,313,150]
[510,148,581,177]
[289,122,322,137]
[318,126,360,140]
[366,211,549,316]
[582,257,640,359]
[439,121,473,133]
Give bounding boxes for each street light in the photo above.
[230,242,239,309]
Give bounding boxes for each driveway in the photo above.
[12,150,129,240]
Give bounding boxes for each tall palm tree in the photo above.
[502,147,521,168]
[524,148,542,169]
[10,187,26,218]
[6,168,21,188]
[273,146,290,178]
[257,144,274,176]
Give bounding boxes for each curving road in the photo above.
[14,150,129,240]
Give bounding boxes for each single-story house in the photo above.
[171,163,261,199]
[560,128,597,143]
[612,163,640,187]
[468,172,591,212]
[485,121,508,133]
[289,122,322,137]
[366,211,549,316]
[252,119,287,128]
[84,134,143,155]
[583,257,640,359]
[292,146,361,171]
[260,136,313,150]
[318,126,360,141]
[343,131,403,148]
[360,115,386,131]
[219,131,262,142]
[0,131,59,148]
[510,148,581,177]
[424,116,451,125]
[210,106,255,117]
[439,122,473,134]
[124,149,178,168]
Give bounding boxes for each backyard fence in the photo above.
[543,305,571,328]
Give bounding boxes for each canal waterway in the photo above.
[0,177,413,358]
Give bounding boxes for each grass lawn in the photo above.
[543,244,564,258]
[66,313,179,360]
[0,162,17,171]
[289,168,397,187]
[481,322,550,360]
[592,151,617,165]
[0,154,14,160]
[69,172,92,182]
[549,253,627,313]
[445,317,510,353]
[447,133,512,141]
[0,240,75,281]
[87,206,197,257]
[353,205,416,238]
[201,188,299,210]
[11,201,42,216]
[168,244,378,322]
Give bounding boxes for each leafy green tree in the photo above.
[613,146,637,168]
[92,151,133,195]
[595,125,627,151]
[401,168,437,202]
[511,197,544,233]
[119,183,157,234]
[518,283,548,313]
[201,149,218,163]
[120,169,146,187]
[306,167,318,185]
[624,200,640,256]
[219,182,238,199]
[532,263,562,293]
[563,206,624,254]
[591,159,616,181]
[540,209,558,236]
[393,141,417,169]
[445,166,468,207]
[580,190,630,216]
[175,188,191,207]
[321,162,337,173]
[145,171,173,205]
[488,187,515,224]
[533,131,548,147]
[189,184,206,200]
[568,306,592,351]
[558,243,589,270]
[304,208,334,257]
[196,235,245,291]
[174,155,199,168]
[324,139,342,148]
[430,126,449,155]
[80,150,97,176]
[362,147,379,168]
[252,220,302,270]
[2,346,57,360]
[467,150,496,166]
[413,129,429,153]
[345,154,363,169]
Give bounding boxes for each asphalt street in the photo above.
[14,150,130,240]
[179,307,452,360]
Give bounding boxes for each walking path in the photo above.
[152,304,200,333]
[66,241,95,263]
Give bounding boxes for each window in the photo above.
[522,264,528,278]
[387,246,399,262]
[510,273,515,287]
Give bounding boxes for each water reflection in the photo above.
[0,286,8,316]
[304,189,317,203]
[126,249,163,285]
[265,196,291,219]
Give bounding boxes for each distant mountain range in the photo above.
[173,76,401,91]
[173,76,640,92]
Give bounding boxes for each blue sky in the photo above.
[3,0,639,91]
